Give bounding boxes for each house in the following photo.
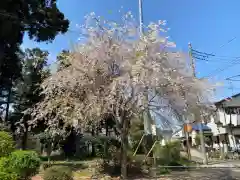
[171,93,240,150]
[171,121,212,147]
[208,93,240,149]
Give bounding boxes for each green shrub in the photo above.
[8,150,41,179]
[195,134,200,146]
[0,157,19,180]
[43,166,73,180]
[0,171,19,180]
[0,131,14,157]
[156,140,181,166]
[195,134,211,146]
[0,157,10,172]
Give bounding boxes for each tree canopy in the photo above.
[56,50,71,71]
[0,0,69,90]
[31,13,214,129]
[13,48,50,115]
[9,48,50,148]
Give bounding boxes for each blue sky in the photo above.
[22,0,240,100]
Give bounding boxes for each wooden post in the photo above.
[133,134,145,156]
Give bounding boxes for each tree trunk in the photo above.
[21,120,28,150]
[3,85,11,137]
[104,120,109,158]
[4,85,11,123]
[21,131,28,150]
[46,142,52,163]
[91,126,95,157]
[40,143,44,155]
[75,131,81,157]
[120,118,128,179]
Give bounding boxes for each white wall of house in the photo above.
[207,116,227,136]
[217,109,240,127]
[210,109,240,148]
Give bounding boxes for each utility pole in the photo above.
[138,0,152,135]
[188,43,208,164]
[139,0,143,35]
[138,0,156,176]
[189,43,196,77]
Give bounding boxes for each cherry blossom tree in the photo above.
[30,12,214,178]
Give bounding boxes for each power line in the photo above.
[194,56,240,63]
[204,61,240,78]
[194,55,240,61]
[192,36,238,78]
[226,75,240,82]
[192,49,215,57]
[192,48,240,78]
[217,37,237,50]
[192,49,240,62]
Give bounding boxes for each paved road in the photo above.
[158,168,240,180]
[133,168,240,180]
[133,161,240,180]
[159,161,240,180]
[158,160,240,180]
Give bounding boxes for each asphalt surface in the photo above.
[134,161,240,180]
[158,168,240,180]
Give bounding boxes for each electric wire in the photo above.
[192,36,239,78]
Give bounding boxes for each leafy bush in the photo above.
[0,157,10,172]
[195,134,200,146]
[7,150,41,179]
[43,166,73,180]
[156,140,181,166]
[0,131,14,157]
[0,157,19,180]
[0,171,19,180]
[195,134,211,146]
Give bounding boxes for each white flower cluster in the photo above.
[31,12,215,130]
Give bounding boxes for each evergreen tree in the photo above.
[0,0,69,119]
[10,48,50,149]
[56,50,71,71]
